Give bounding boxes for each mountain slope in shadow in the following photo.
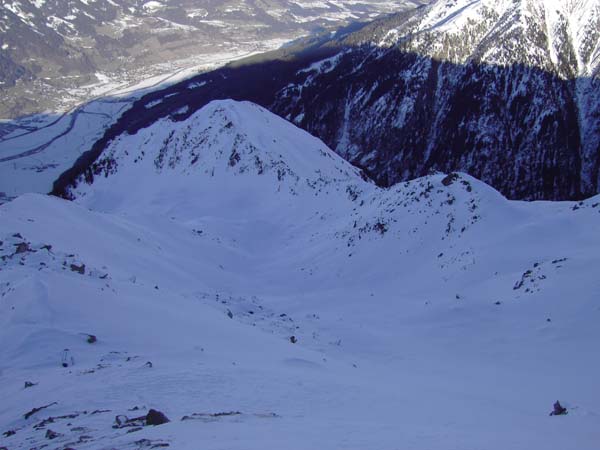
[53,1,600,201]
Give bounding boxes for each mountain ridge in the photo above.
[49,0,600,202]
[1,99,599,449]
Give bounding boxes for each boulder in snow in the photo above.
[146,409,170,426]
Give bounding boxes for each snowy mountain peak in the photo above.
[69,100,370,214]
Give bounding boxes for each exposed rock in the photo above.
[70,263,85,274]
[134,438,170,448]
[113,414,146,429]
[145,409,170,426]
[14,242,31,254]
[24,402,58,420]
[181,411,242,421]
[45,429,60,439]
[550,400,568,416]
[61,349,74,367]
[442,173,460,187]
[34,413,79,430]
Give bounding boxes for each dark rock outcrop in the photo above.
[146,409,170,426]
[550,401,568,416]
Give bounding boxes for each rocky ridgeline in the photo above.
[335,173,482,249]
[0,232,107,282]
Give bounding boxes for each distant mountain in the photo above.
[66,0,600,201]
[0,0,427,117]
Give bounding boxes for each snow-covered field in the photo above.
[1,100,599,449]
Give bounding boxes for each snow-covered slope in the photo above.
[69,100,367,215]
[1,100,599,449]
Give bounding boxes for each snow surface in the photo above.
[1,100,599,449]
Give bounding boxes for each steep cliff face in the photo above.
[271,0,600,200]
